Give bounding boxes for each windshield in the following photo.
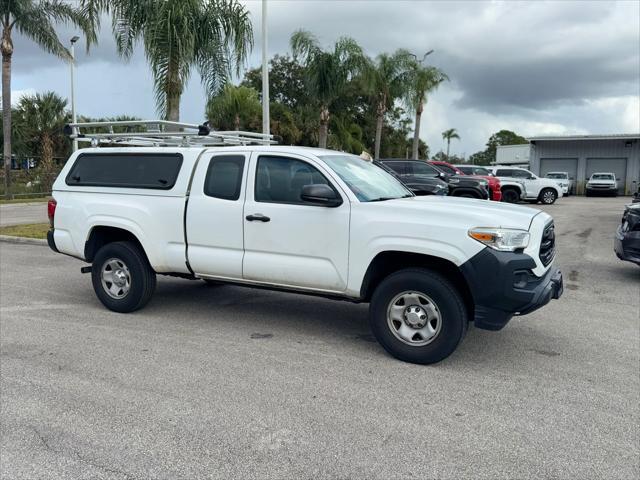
[320,155,413,202]
[546,173,567,179]
[591,174,614,180]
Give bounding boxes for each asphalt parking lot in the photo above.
[1,196,638,480]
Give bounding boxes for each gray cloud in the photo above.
[7,0,640,155]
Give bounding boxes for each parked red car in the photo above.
[428,160,502,202]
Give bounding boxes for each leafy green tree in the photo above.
[290,29,366,149]
[269,102,301,145]
[404,61,448,159]
[242,54,309,109]
[2,0,97,198]
[442,128,460,159]
[87,0,253,122]
[362,50,413,159]
[469,129,528,165]
[206,84,261,131]
[13,91,69,190]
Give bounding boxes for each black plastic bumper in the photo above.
[460,248,563,331]
[614,226,640,265]
[47,229,59,253]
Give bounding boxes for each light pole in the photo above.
[70,35,79,152]
[261,0,270,137]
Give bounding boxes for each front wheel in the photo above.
[539,188,558,204]
[501,188,520,203]
[369,268,468,364]
[91,241,156,313]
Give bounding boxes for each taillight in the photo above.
[47,199,57,228]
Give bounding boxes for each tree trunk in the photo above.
[41,133,54,193]
[318,105,330,149]
[164,57,182,130]
[374,96,386,159]
[2,27,13,199]
[446,139,450,160]
[234,113,241,131]
[411,100,424,160]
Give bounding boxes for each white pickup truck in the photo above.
[47,123,563,364]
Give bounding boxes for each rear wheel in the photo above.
[369,268,468,364]
[91,241,156,313]
[501,188,520,203]
[539,188,558,205]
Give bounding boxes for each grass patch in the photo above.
[0,197,51,205]
[0,223,49,239]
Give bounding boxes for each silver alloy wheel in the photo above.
[386,291,442,346]
[101,258,131,299]
[542,190,556,204]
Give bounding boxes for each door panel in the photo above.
[243,153,350,292]
[186,153,248,278]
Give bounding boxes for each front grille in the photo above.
[539,222,556,266]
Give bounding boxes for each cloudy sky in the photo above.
[8,0,640,156]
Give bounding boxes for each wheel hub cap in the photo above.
[386,291,442,347]
[101,258,131,299]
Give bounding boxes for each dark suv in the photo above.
[381,159,490,199]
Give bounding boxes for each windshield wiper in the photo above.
[368,194,413,202]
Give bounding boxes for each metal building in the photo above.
[498,134,640,195]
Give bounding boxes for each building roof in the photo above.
[527,133,639,142]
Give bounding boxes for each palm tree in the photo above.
[14,91,69,191]
[87,0,253,123]
[206,84,261,131]
[290,30,366,149]
[404,62,448,159]
[362,50,413,159]
[442,128,460,159]
[2,0,96,199]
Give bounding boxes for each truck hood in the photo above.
[371,195,544,231]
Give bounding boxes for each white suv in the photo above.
[490,167,563,204]
[545,172,574,196]
[46,120,564,365]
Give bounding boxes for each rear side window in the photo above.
[495,169,513,176]
[435,164,456,175]
[204,155,245,200]
[66,153,183,189]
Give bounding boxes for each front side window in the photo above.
[434,164,456,175]
[66,153,183,189]
[204,155,245,200]
[320,154,412,202]
[255,155,332,204]
[473,167,491,175]
[512,169,533,179]
[495,169,513,177]
[411,162,440,176]
[546,173,567,179]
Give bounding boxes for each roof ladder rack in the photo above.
[63,119,278,147]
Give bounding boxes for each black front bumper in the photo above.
[614,226,640,265]
[460,248,563,331]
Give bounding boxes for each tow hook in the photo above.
[80,266,92,274]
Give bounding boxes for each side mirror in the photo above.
[301,184,342,207]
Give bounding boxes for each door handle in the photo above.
[246,213,270,222]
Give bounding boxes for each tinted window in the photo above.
[495,169,513,177]
[383,161,406,175]
[204,155,245,200]
[512,169,532,179]
[457,166,473,174]
[255,156,331,204]
[473,167,491,175]
[411,162,439,176]
[434,164,456,175]
[66,153,182,189]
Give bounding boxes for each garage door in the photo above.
[540,158,578,191]
[585,158,627,194]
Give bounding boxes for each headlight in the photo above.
[468,227,530,251]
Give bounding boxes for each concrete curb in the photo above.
[0,235,48,246]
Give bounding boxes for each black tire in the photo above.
[539,188,558,205]
[369,268,468,364]
[501,188,520,203]
[91,241,156,313]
